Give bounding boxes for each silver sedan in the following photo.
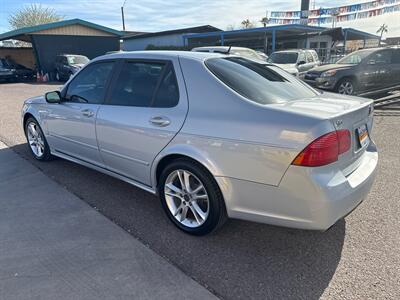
[22,51,378,235]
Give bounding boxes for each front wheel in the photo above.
[336,78,357,95]
[24,117,53,161]
[158,159,227,235]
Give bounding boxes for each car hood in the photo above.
[310,63,354,73]
[271,92,372,119]
[24,95,47,105]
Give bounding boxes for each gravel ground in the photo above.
[1,83,399,300]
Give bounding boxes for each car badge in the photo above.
[335,119,343,128]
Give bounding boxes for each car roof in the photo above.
[192,46,252,51]
[95,50,228,62]
[272,49,313,54]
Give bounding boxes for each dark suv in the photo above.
[304,47,400,95]
[54,54,89,81]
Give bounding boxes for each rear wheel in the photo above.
[24,117,53,161]
[158,159,227,235]
[336,78,357,95]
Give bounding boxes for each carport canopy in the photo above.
[183,24,379,53]
[0,19,122,75]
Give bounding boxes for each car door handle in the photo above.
[149,116,170,127]
[81,109,94,117]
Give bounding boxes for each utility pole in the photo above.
[121,0,128,31]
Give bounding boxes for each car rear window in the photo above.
[205,57,319,105]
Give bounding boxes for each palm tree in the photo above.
[377,24,388,46]
[241,19,252,29]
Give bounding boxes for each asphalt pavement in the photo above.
[1,83,399,299]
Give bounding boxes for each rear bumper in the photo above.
[216,142,378,230]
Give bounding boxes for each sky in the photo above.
[0,0,399,37]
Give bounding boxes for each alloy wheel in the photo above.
[27,122,45,158]
[338,81,354,95]
[164,169,209,228]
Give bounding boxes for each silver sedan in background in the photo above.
[22,51,378,235]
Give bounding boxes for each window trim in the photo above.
[104,58,180,108]
[61,59,117,104]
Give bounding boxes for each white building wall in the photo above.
[122,33,185,51]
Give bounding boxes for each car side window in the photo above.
[369,50,391,64]
[391,49,400,64]
[108,61,177,107]
[298,53,306,63]
[66,62,114,104]
[152,64,179,108]
[306,51,314,63]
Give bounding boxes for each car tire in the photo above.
[336,78,357,95]
[158,158,227,235]
[24,117,53,161]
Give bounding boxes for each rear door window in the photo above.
[206,57,318,105]
[391,49,400,64]
[369,50,392,64]
[108,61,179,108]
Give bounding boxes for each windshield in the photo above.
[205,57,319,105]
[268,52,298,64]
[336,50,375,64]
[67,55,89,65]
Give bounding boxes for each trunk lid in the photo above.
[274,92,374,174]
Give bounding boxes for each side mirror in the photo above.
[297,60,306,66]
[45,91,61,103]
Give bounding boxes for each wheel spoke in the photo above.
[173,204,183,217]
[192,201,206,221]
[183,171,192,192]
[193,194,208,200]
[180,206,188,222]
[191,183,203,195]
[29,124,38,137]
[165,191,183,200]
[165,183,183,196]
[177,170,185,190]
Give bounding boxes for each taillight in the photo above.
[292,129,351,167]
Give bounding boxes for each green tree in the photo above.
[8,3,64,29]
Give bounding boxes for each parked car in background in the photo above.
[54,54,89,81]
[0,58,35,82]
[304,47,400,95]
[192,46,268,62]
[268,49,320,76]
[22,51,377,235]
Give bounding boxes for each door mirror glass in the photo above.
[297,60,306,66]
[45,91,61,103]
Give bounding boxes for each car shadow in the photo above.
[9,143,345,300]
